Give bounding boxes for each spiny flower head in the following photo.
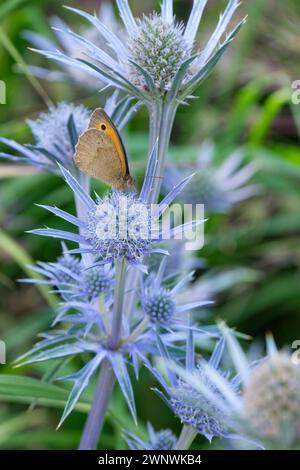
[0,102,90,173]
[128,13,189,92]
[243,352,300,447]
[170,366,230,439]
[181,170,229,212]
[82,266,112,302]
[149,429,176,450]
[27,102,90,167]
[30,164,202,268]
[86,191,154,264]
[27,250,113,304]
[151,336,239,442]
[126,423,176,450]
[143,288,176,324]
[33,1,244,103]
[55,251,82,285]
[140,258,211,327]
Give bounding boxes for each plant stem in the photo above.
[79,257,127,449]
[74,172,92,267]
[124,99,178,322]
[175,425,197,450]
[78,359,115,450]
[148,100,177,203]
[79,97,177,450]
[108,257,127,349]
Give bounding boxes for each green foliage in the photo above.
[0,0,299,451]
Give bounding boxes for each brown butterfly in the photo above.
[74,108,134,191]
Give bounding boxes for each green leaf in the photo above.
[249,88,290,144]
[0,0,27,19]
[0,374,90,412]
[0,411,42,446]
[0,27,52,107]
[0,228,58,309]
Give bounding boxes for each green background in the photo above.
[0,0,300,449]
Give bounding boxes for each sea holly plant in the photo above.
[23,1,122,90]
[30,0,245,201]
[0,0,253,451]
[168,325,300,450]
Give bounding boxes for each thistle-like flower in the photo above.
[0,94,136,175]
[24,248,113,304]
[125,423,176,450]
[149,334,243,443]
[140,257,212,326]
[168,337,239,441]
[167,324,300,449]
[28,163,203,268]
[31,1,245,103]
[164,142,259,213]
[24,1,122,89]
[0,102,89,172]
[243,351,300,449]
[127,13,190,91]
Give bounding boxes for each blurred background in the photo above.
[0,0,300,449]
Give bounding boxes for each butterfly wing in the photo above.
[74,128,126,189]
[89,108,129,177]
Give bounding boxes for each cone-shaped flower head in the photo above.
[0,102,89,173]
[31,1,245,103]
[127,13,189,91]
[29,162,203,267]
[243,352,300,447]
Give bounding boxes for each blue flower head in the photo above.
[86,191,154,264]
[170,364,230,439]
[0,102,90,173]
[31,1,244,102]
[125,423,176,450]
[25,247,113,304]
[140,257,212,327]
[29,163,204,268]
[150,332,246,443]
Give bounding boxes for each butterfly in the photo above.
[74,108,134,191]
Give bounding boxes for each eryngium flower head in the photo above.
[171,368,229,439]
[164,142,259,213]
[55,251,82,285]
[0,102,90,173]
[140,258,211,327]
[152,336,240,442]
[82,266,112,302]
[126,423,176,450]
[30,165,202,267]
[243,352,300,447]
[86,191,154,263]
[27,102,90,167]
[128,13,189,91]
[143,289,176,324]
[27,250,113,303]
[33,1,244,102]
